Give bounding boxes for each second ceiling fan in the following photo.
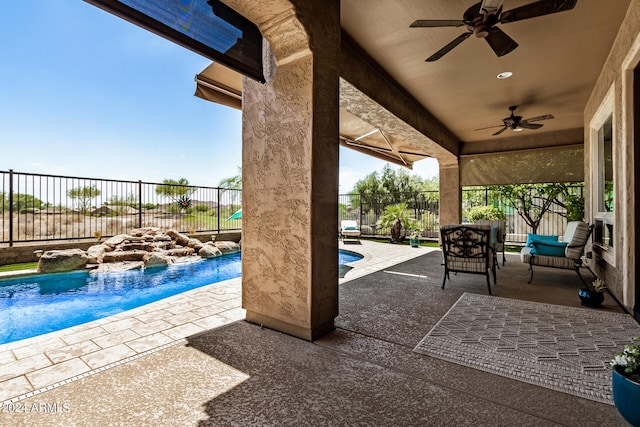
[476,105,555,136]
[410,0,578,62]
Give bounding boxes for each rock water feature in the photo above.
[37,227,240,274]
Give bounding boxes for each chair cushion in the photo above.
[528,254,578,269]
[474,220,506,243]
[446,257,487,273]
[526,234,558,247]
[530,240,568,257]
[565,221,591,260]
[343,226,358,231]
[490,226,498,247]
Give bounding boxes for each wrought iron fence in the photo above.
[1,170,241,246]
[338,184,584,244]
[2,169,583,247]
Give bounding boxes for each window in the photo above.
[590,85,615,262]
[598,116,614,213]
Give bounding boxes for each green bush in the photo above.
[193,204,210,213]
[466,206,506,221]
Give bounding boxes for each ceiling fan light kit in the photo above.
[410,0,578,62]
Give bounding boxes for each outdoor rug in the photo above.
[413,293,640,404]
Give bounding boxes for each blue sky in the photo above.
[0,1,438,193]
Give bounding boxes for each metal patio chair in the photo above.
[440,224,496,295]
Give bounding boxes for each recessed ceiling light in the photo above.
[497,71,513,79]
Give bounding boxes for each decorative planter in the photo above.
[578,288,604,308]
[612,365,640,426]
[409,237,420,248]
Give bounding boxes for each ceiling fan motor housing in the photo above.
[465,3,500,38]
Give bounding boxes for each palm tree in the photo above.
[377,203,419,243]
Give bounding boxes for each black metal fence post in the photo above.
[138,180,143,228]
[217,187,221,233]
[9,169,13,247]
[359,195,363,233]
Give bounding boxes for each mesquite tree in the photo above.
[490,183,564,234]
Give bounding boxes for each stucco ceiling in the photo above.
[340,0,631,150]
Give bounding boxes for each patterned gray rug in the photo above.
[413,293,640,404]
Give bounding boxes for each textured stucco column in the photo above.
[439,160,462,226]
[225,0,339,341]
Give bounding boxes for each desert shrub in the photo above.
[193,204,210,213]
[466,206,506,221]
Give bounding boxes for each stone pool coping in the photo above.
[0,240,434,403]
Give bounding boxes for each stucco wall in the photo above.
[584,3,640,309]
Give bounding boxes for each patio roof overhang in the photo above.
[193,59,585,182]
[193,62,437,169]
[192,0,630,186]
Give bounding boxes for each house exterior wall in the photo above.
[584,3,640,311]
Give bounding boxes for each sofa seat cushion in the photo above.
[520,246,578,269]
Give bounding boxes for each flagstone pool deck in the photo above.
[0,241,428,405]
[0,240,632,426]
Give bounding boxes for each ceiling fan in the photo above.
[476,105,555,135]
[410,0,578,61]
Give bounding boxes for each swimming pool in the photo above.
[0,250,363,345]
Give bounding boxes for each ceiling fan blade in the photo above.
[410,19,466,28]
[492,126,509,136]
[518,122,544,130]
[500,0,577,24]
[523,114,555,122]
[474,124,505,131]
[426,32,472,62]
[484,27,518,57]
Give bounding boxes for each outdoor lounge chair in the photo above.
[340,220,361,242]
[440,224,496,295]
[520,221,594,285]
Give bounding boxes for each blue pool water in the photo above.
[0,250,362,345]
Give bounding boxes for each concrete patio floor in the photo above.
[0,240,633,426]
